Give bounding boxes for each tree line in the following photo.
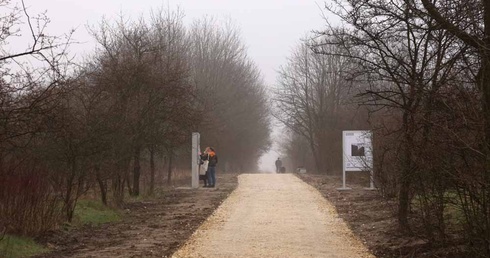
[0,2,270,238]
[275,0,490,256]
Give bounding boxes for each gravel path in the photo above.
[172,174,374,258]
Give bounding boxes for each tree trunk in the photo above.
[398,165,411,232]
[126,174,133,196]
[95,165,107,206]
[167,150,173,185]
[161,155,167,186]
[113,159,130,207]
[398,111,413,233]
[481,54,490,255]
[65,174,74,222]
[113,175,124,207]
[480,4,490,251]
[132,146,141,196]
[149,147,155,195]
[306,132,322,173]
[65,159,77,222]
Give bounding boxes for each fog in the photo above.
[23,0,327,172]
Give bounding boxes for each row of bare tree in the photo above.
[274,42,368,174]
[276,0,490,256]
[0,2,270,237]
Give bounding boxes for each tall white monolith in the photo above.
[191,132,200,188]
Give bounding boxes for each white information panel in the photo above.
[343,131,373,171]
[340,130,374,190]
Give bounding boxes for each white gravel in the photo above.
[172,174,375,258]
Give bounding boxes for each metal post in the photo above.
[365,133,376,191]
[364,169,376,190]
[191,132,200,188]
[338,131,351,191]
[343,171,346,188]
[342,151,346,188]
[370,170,374,189]
[337,158,351,190]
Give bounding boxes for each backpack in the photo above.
[199,154,209,175]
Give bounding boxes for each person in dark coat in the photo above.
[275,158,282,173]
[201,147,218,187]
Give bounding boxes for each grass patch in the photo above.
[73,199,121,225]
[411,192,466,231]
[127,193,145,202]
[0,235,47,258]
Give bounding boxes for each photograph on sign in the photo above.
[343,131,372,171]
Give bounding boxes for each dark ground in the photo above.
[297,172,468,258]
[34,172,468,258]
[35,174,238,258]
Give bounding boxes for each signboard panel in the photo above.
[339,130,375,190]
[343,131,373,171]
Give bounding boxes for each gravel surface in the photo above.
[172,174,375,258]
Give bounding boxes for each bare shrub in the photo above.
[0,160,62,236]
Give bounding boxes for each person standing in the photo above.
[202,147,218,187]
[199,154,209,187]
[275,158,282,173]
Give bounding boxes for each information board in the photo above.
[343,130,373,171]
[339,130,375,190]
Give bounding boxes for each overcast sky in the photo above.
[25,0,330,172]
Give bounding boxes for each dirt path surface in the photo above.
[172,174,374,258]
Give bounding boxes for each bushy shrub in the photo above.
[0,161,62,236]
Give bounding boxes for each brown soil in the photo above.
[34,173,238,258]
[296,173,467,258]
[33,172,468,258]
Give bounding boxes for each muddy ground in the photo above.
[297,173,467,258]
[35,172,467,258]
[35,174,238,258]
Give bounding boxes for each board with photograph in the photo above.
[343,131,373,171]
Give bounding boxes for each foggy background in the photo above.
[24,0,327,172]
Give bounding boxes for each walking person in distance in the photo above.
[275,157,282,173]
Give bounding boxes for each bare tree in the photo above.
[317,0,467,233]
[188,17,271,172]
[274,40,360,173]
[416,0,490,253]
[0,0,75,232]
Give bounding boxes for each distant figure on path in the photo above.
[275,158,282,173]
